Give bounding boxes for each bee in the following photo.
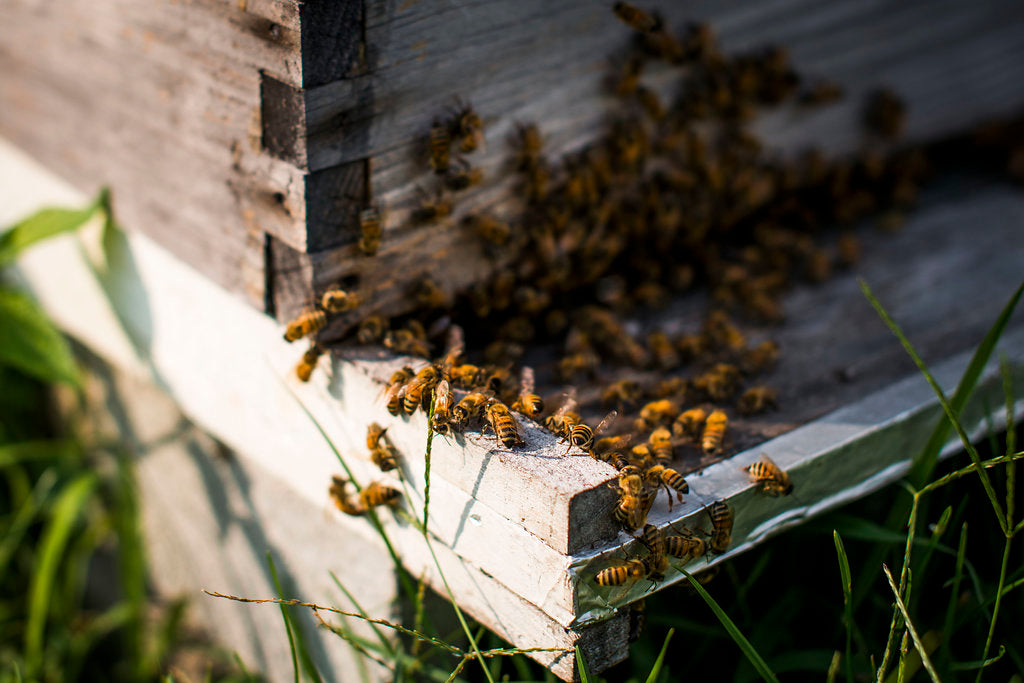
[647,331,680,370]
[329,476,365,516]
[595,559,649,586]
[702,409,728,455]
[557,351,600,382]
[384,366,414,415]
[412,191,453,224]
[485,400,523,448]
[702,310,746,352]
[544,390,581,439]
[740,340,779,375]
[643,463,689,509]
[708,500,734,554]
[413,278,448,310]
[329,477,402,516]
[675,333,707,362]
[593,433,634,458]
[450,363,485,390]
[612,468,651,530]
[630,443,653,464]
[451,101,485,153]
[737,386,778,415]
[452,391,490,429]
[639,523,668,581]
[367,423,398,471]
[384,328,431,358]
[635,85,665,121]
[465,214,511,246]
[612,1,658,33]
[694,363,741,402]
[672,407,707,441]
[745,454,793,496]
[320,287,360,314]
[651,377,689,400]
[565,410,617,455]
[429,379,455,435]
[665,525,706,561]
[647,427,674,463]
[427,119,452,173]
[295,343,324,382]
[445,163,484,192]
[524,162,552,203]
[601,379,642,412]
[635,399,678,432]
[510,366,544,419]
[514,123,542,170]
[283,309,326,343]
[356,315,387,345]
[837,231,861,267]
[614,54,645,97]
[403,366,439,415]
[864,87,906,139]
[358,206,382,255]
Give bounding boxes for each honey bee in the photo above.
[329,476,364,516]
[384,366,414,415]
[635,399,678,432]
[643,463,689,508]
[445,164,484,192]
[565,410,617,455]
[485,400,523,449]
[413,278,448,310]
[367,423,398,471]
[612,1,658,33]
[451,100,484,153]
[384,328,431,358]
[651,377,689,400]
[702,310,746,352]
[635,85,665,121]
[837,231,861,267]
[295,343,324,382]
[740,340,779,375]
[672,407,707,441]
[745,454,793,496]
[665,525,705,561]
[702,409,728,455]
[630,443,652,464]
[639,523,669,581]
[514,123,542,170]
[452,391,490,430]
[358,207,382,255]
[544,390,581,439]
[356,315,387,345]
[283,309,326,342]
[737,386,778,415]
[320,287,360,314]
[412,191,453,224]
[403,366,439,415]
[601,379,642,412]
[557,350,600,382]
[429,379,455,435]
[694,363,741,402]
[675,333,706,362]
[612,468,650,530]
[647,331,680,370]
[708,500,734,554]
[465,214,511,246]
[524,162,552,204]
[595,559,649,586]
[450,363,484,390]
[428,119,452,173]
[613,54,645,97]
[329,477,402,516]
[510,366,544,419]
[593,433,634,458]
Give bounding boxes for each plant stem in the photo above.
[975,536,1013,683]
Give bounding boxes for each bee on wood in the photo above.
[428,119,452,173]
[485,400,523,449]
[320,287,360,314]
[651,377,689,400]
[329,477,402,516]
[647,427,673,463]
[402,366,439,415]
[565,410,618,455]
[445,163,484,192]
[675,333,707,363]
[329,476,364,516]
[702,409,728,455]
[358,207,382,255]
[450,100,485,153]
[673,407,707,441]
[745,454,793,496]
[384,328,431,358]
[643,463,689,510]
[595,559,649,587]
[630,443,652,464]
[510,366,544,419]
[452,391,490,430]
[366,423,398,471]
[694,363,741,402]
[450,364,484,390]
[384,366,414,415]
[412,278,448,310]
[465,214,511,247]
[295,343,324,382]
[740,340,779,375]
[702,310,746,352]
[284,309,326,343]
[634,399,678,432]
[593,433,634,458]
[544,390,581,440]
[737,386,778,415]
[430,379,455,435]
[557,350,601,382]
[647,331,680,370]
[612,468,653,531]
[665,525,705,561]
[612,2,658,33]
[601,379,642,412]
[514,123,543,171]
[412,191,453,224]
[639,523,669,580]
[708,500,734,554]
[524,162,552,204]
[356,315,387,345]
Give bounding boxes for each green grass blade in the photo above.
[575,645,592,683]
[975,537,1013,683]
[1000,355,1016,529]
[0,289,80,386]
[941,523,968,673]
[882,565,940,683]
[267,553,322,683]
[330,571,397,661]
[644,628,674,683]
[24,472,98,676]
[0,194,102,265]
[952,646,1005,671]
[860,279,1012,532]
[680,569,778,682]
[423,396,436,532]
[833,531,854,683]
[0,439,77,467]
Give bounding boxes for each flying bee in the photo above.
[485,400,523,449]
[595,559,649,587]
[601,379,642,411]
[612,1,658,33]
[295,342,324,382]
[403,366,439,415]
[383,366,414,415]
[639,524,669,581]
[430,379,455,435]
[737,386,778,415]
[465,214,511,246]
[745,454,793,496]
[412,190,453,224]
[672,407,707,441]
[665,525,705,561]
[283,309,326,343]
[565,410,617,455]
[358,206,382,255]
[356,315,387,345]
[702,409,728,455]
[635,399,678,432]
[708,500,734,554]
[510,366,544,419]
[452,391,490,430]
[643,463,689,509]
[367,423,398,471]
[647,427,673,463]
[427,119,452,173]
[320,287,360,314]
[544,389,581,439]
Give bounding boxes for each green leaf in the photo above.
[575,645,592,683]
[833,532,854,683]
[0,201,99,266]
[644,628,674,683]
[0,439,78,468]
[680,569,778,682]
[0,289,80,386]
[267,553,322,683]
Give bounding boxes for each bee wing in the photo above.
[595,410,619,435]
[519,365,536,394]
[554,386,579,417]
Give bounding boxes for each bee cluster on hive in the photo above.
[287,2,937,550]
